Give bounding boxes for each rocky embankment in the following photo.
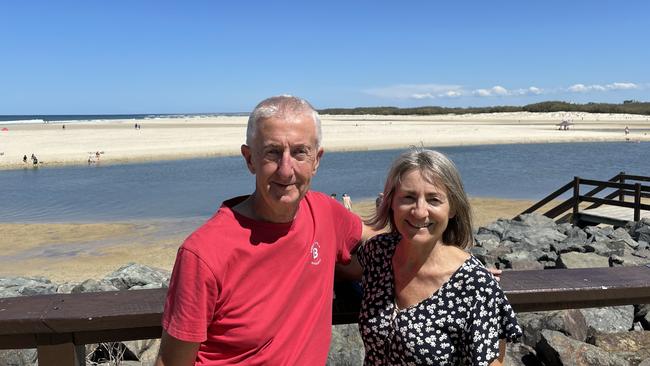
[2,215,650,365]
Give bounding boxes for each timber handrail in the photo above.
[1,265,650,365]
[518,172,650,224]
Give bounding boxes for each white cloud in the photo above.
[492,86,508,96]
[607,82,638,90]
[568,82,640,93]
[364,81,642,101]
[471,85,535,97]
[364,84,463,99]
[568,84,588,92]
[443,90,462,98]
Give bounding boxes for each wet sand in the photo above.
[0,197,540,282]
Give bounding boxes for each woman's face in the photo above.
[391,169,454,246]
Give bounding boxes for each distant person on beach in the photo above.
[359,148,520,365]
[155,95,375,365]
[625,126,630,135]
[23,155,27,163]
[342,192,352,210]
[375,192,384,209]
[330,192,337,200]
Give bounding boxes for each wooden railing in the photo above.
[2,266,650,365]
[518,172,650,225]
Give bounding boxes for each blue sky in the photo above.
[1,0,648,114]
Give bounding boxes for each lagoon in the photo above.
[1,142,647,223]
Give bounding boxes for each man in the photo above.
[155,95,371,365]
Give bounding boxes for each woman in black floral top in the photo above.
[358,148,521,365]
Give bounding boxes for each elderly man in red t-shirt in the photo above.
[155,95,373,365]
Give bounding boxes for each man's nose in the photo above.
[277,150,294,177]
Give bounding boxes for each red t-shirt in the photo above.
[162,191,362,365]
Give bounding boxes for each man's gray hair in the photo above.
[246,95,322,147]
[365,147,474,249]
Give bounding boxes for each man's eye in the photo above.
[265,149,281,158]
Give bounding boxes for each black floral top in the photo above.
[358,233,522,366]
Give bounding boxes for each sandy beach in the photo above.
[1,112,649,170]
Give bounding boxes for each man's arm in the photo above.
[335,222,382,280]
[155,330,201,366]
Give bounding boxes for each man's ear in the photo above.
[313,148,324,173]
[241,144,255,174]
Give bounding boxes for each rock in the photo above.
[0,349,36,366]
[580,305,634,336]
[610,227,639,249]
[557,252,609,268]
[553,227,589,253]
[509,260,545,270]
[478,219,510,239]
[640,358,650,366]
[629,218,650,243]
[327,323,364,366]
[56,282,77,294]
[536,329,628,366]
[515,213,558,229]
[0,277,57,298]
[591,331,650,365]
[637,304,650,330]
[610,253,649,267]
[124,339,160,365]
[585,225,612,243]
[103,263,170,290]
[504,343,542,366]
[585,239,627,257]
[474,233,501,250]
[517,309,588,347]
[71,279,119,293]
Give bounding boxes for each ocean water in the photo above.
[0,113,245,124]
[0,142,647,223]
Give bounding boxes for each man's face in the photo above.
[242,113,323,219]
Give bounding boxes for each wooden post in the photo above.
[635,183,642,222]
[37,343,86,366]
[572,177,580,224]
[619,171,626,202]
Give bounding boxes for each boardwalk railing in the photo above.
[2,266,650,365]
[518,172,650,226]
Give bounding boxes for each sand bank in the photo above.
[0,197,540,282]
[1,112,648,170]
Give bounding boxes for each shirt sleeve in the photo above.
[468,273,522,366]
[162,247,219,343]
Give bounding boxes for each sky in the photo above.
[1,0,649,114]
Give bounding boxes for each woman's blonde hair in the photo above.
[365,147,473,248]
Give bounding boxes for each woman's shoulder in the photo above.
[358,232,399,266]
[458,255,504,292]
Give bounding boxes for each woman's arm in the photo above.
[155,330,201,366]
[488,339,507,366]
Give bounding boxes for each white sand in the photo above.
[1,112,648,170]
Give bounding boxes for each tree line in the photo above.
[319,101,650,116]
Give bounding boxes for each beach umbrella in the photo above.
[1,128,8,131]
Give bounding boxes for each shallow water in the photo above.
[0,142,647,223]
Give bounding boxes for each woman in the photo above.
[358,148,521,365]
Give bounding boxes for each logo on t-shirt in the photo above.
[310,241,321,265]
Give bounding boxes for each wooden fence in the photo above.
[519,172,650,226]
[1,265,650,365]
